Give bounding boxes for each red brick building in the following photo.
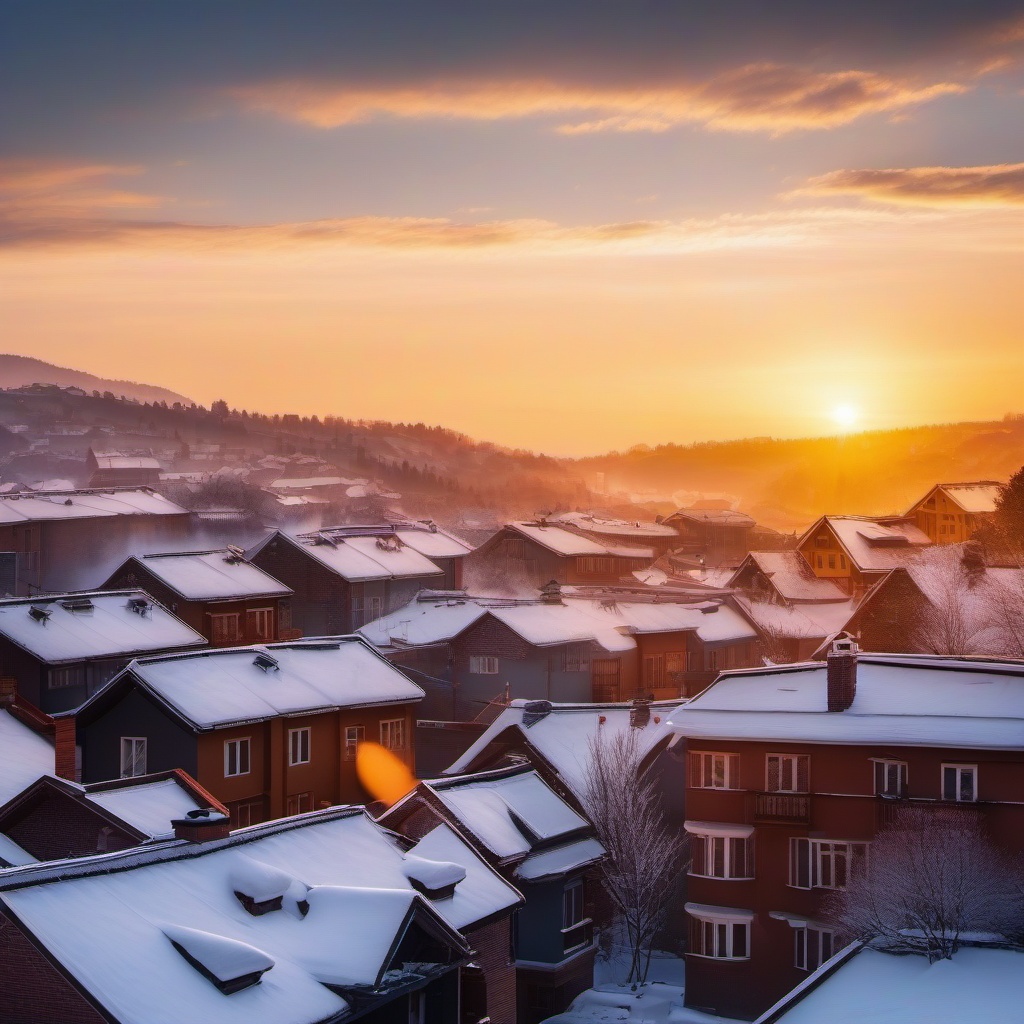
[667,643,1024,1020]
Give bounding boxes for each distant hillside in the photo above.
[0,355,192,406]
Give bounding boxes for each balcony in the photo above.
[751,792,811,824]
[876,796,984,830]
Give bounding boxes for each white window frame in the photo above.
[766,753,809,793]
[686,822,755,880]
[380,718,406,751]
[224,737,251,777]
[872,758,908,798]
[288,726,311,767]
[942,763,978,803]
[685,903,753,960]
[344,724,364,760]
[689,751,741,790]
[789,838,869,890]
[120,736,147,778]
[794,924,836,972]
[246,606,274,641]
[469,655,499,674]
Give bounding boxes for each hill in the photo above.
[0,354,192,406]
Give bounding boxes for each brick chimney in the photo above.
[826,637,858,712]
[630,698,651,728]
[54,716,78,781]
[172,808,232,843]
[539,580,563,605]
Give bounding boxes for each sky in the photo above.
[2,1,1023,456]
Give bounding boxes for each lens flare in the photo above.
[356,740,417,807]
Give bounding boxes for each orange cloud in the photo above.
[796,163,1024,208]
[0,160,166,217]
[228,63,965,135]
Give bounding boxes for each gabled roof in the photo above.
[731,551,849,603]
[550,511,678,541]
[91,454,162,472]
[666,507,755,528]
[445,699,683,801]
[115,551,292,601]
[907,481,1003,516]
[0,590,206,664]
[668,653,1024,750]
[499,522,653,559]
[798,516,931,572]
[0,807,518,1024]
[0,488,188,524]
[73,638,424,731]
[738,597,858,642]
[0,706,53,806]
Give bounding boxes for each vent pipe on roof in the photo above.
[826,637,858,712]
[173,808,231,843]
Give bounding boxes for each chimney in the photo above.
[961,541,986,589]
[630,698,651,728]
[0,676,17,707]
[539,580,563,605]
[54,716,78,781]
[172,808,232,843]
[826,637,858,712]
[522,700,553,727]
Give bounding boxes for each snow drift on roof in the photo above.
[135,552,292,601]
[88,777,210,838]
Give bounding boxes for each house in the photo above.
[466,521,656,591]
[0,769,227,865]
[102,550,294,647]
[359,588,759,718]
[86,449,162,488]
[247,526,451,636]
[662,507,756,567]
[0,684,55,808]
[793,515,931,599]
[755,941,1024,1024]
[0,805,521,1024]
[905,481,1002,546]
[729,551,850,607]
[379,764,606,1024]
[736,598,858,664]
[0,589,206,713]
[69,638,424,826]
[0,488,192,595]
[666,642,1024,1020]
[549,512,680,558]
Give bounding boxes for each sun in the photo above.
[831,403,859,432]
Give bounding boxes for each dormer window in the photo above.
[164,925,274,994]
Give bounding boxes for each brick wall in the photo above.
[455,616,532,664]
[466,918,518,1024]
[5,792,138,861]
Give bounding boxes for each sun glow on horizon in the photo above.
[831,403,860,432]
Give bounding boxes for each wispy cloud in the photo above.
[796,163,1024,207]
[227,63,965,135]
[0,161,167,218]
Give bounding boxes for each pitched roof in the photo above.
[908,481,1003,515]
[0,489,188,524]
[74,638,423,731]
[731,551,849,603]
[122,552,292,601]
[668,653,1024,750]
[738,597,858,641]
[801,516,932,572]
[0,707,53,806]
[0,808,518,1024]
[503,522,653,559]
[667,508,756,528]
[0,590,205,664]
[550,511,678,541]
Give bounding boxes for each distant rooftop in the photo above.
[121,550,292,601]
[0,488,188,524]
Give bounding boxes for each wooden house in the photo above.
[662,507,756,567]
[86,450,162,489]
[904,481,1002,545]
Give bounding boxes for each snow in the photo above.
[358,599,489,648]
[0,831,37,866]
[731,552,849,603]
[0,489,188,524]
[0,591,206,663]
[163,924,275,983]
[227,855,297,903]
[0,708,54,806]
[490,604,636,653]
[911,482,1003,515]
[401,852,466,890]
[88,777,211,837]
[446,701,683,801]
[758,944,1024,1024]
[737,598,857,641]
[551,512,679,540]
[93,455,161,471]
[668,654,1024,750]
[392,526,473,559]
[0,808,517,1024]
[814,517,931,572]
[110,639,424,729]
[129,552,292,601]
[509,522,612,556]
[269,477,347,489]
[516,838,605,881]
[284,531,445,582]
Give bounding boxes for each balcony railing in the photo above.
[752,792,811,824]
[876,796,984,830]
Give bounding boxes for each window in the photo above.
[687,825,755,880]
[827,554,836,569]
[380,718,406,751]
[689,751,741,790]
[643,654,665,687]
[286,792,313,816]
[408,991,426,1024]
[49,666,86,690]
[815,554,824,568]
[562,644,590,673]
[367,595,384,621]
[839,554,847,570]
[561,879,590,953]
[873,759,907,797]
[686,905,752,960]
[469,655,499,674]
[225,738,251,777]
[229,797,264,828]
[794,925,836,971]
[210,613,241,644]
[120,737,147,778]
[245,607,274,641]
[766,754,809,793]
[576,556,616,575]
[790,838,868,889]
[288,727,311,766]
[344,725,364,760]
[942,764,977,802]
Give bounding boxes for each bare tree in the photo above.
[831,806,1023,962]
[908,546,989,655]
[583,729,686,985]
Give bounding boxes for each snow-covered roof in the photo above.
[908,481,1003,516]
[0,591,206,664]
[668,654,1024,750]
[0,709,53,806]
[550,512,678,540]
[757,943,1024,1024]
[86,776,214,838]
[0,831,36,866]
[390,525,474,559]
[78,638,424,730]
[732,552,849,603]
[804,517,932,572]
[506,522,652,559]
[445,700,683,800]
[359,597,489,647]
[667,508,756,528]
[127,551,292,601]
[0,489,188,524]
[0,808,518,1024]
[738,598,858,641]
[92,454,162,471]
[514,837,606,882]
[268,477,348,489]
